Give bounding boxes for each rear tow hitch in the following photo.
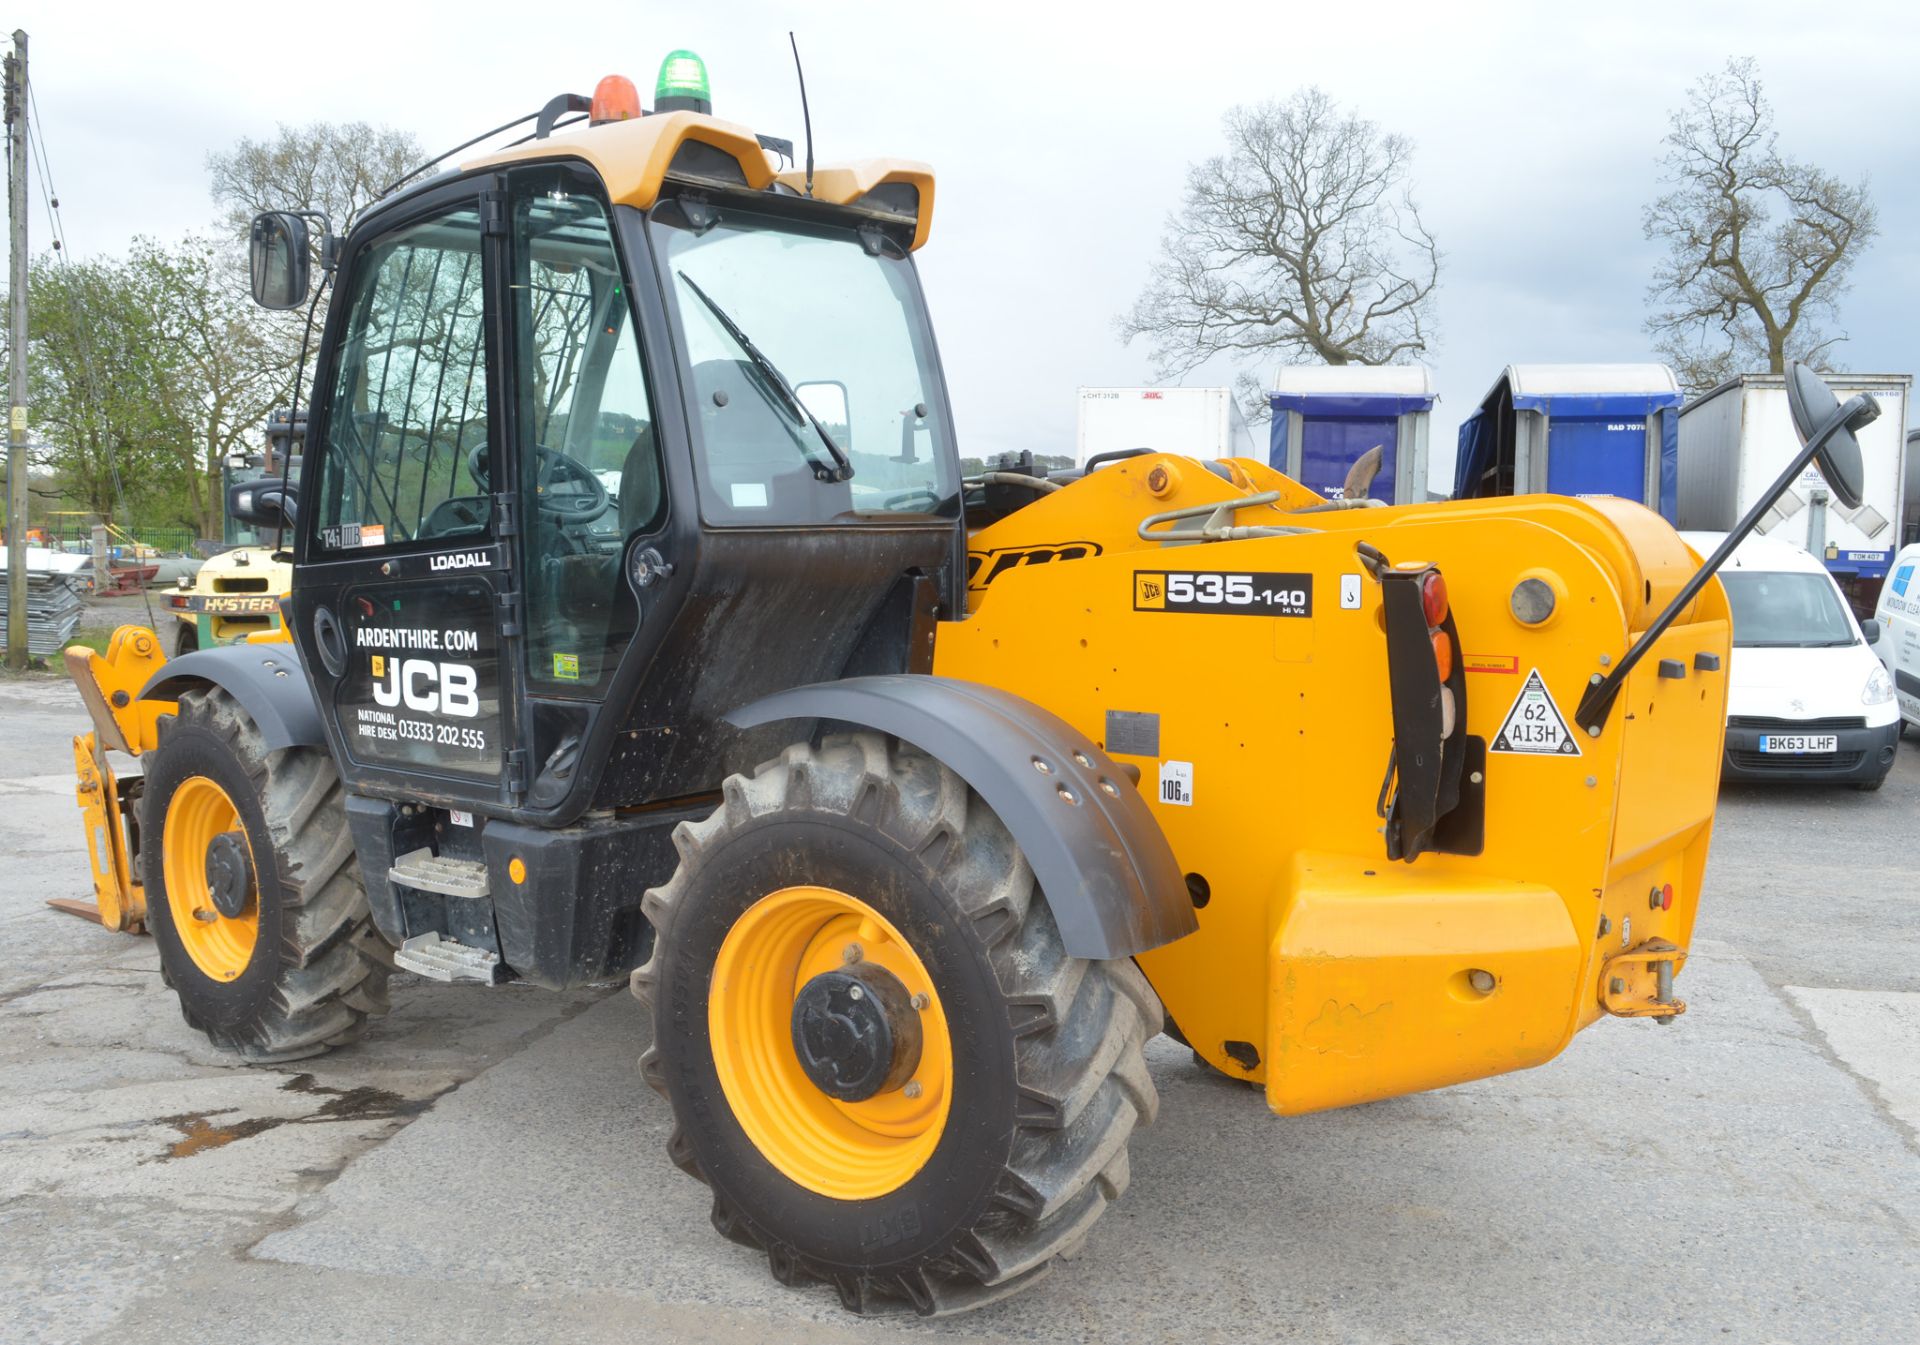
[1601,938,1686,1023]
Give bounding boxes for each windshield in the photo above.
[1722,570,1857,647]
[650,202,956,525]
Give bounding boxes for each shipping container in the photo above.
[1453,364,1682,520]
[1676,372,1911,585]
[1074,387,1256,466]
[1267,364,1435,504]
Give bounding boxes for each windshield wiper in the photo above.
[675,271,854,483]
[1736,639,1853,647]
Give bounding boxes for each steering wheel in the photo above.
[467,443,612,523]
[420,494,489,537]
[881,487,946,513]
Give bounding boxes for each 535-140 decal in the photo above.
[1134,570,1313,616]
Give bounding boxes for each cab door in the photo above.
[291,179,527,807]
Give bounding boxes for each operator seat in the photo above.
[619,422,662,536]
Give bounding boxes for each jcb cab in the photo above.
[69,51,1875,1316]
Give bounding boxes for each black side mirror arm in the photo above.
[1572,393,1877,738]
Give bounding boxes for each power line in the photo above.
[21,76,156,625]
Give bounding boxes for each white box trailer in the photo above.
[1074,387,1256,466]
[1677,373,1912,586]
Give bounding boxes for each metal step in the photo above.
[393,932,505,985]
[388,847,489,899]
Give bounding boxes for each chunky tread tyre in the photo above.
[633,732,1161,1316]
[166,619,198,659]
[142,687,389,1064]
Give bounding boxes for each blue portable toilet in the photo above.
[1452,363,1681,520]
[1268,365,1436,504]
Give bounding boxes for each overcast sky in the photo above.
[16,0,1920,487]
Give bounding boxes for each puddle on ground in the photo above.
[150,1073,438,1161]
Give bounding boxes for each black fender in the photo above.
[141,645,325,753]
[726,674,1197,960]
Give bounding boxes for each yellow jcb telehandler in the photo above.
[66,50,1879,1315]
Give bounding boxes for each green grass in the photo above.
[62,626,128,656]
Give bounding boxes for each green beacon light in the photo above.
[655,49,712,115]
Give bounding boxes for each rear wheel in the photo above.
[633,733,1161,1316]
[142,687,389,1063]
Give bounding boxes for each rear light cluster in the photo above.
[1420,569,1457,736]
[1420,570,1449,626]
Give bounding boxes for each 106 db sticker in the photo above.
[1134,570,1312,616]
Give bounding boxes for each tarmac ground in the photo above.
[1,671,1914,1344]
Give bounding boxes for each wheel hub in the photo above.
[164,776,260,982]
[204,830,254,919]
[708,885,952,1199]
[790,964,921,1102]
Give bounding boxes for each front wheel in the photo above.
[632,733,1161,1316]
[167,618,199,658]
[142,687,389,1062]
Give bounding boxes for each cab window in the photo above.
[651,202,956,525]
[315,204,491,551]
[510,165,663,693]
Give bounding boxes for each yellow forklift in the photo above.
[160,411,303,655]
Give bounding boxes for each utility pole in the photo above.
[4,30,26,670]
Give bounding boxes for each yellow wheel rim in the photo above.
[709,885,954,1200]
[162,777,260,982]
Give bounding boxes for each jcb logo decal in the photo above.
[372,657,480,718]
[1135,575,1165,609]
[966,541,1102,591]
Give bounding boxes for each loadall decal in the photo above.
[1134,571,1313,617]
[967,541,1103,592]
[337,581,502,777]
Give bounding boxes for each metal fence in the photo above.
[120,525,201,557]
[33,522,207,558]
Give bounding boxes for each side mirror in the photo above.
[1860,617,1882,645]
[1785,362,1871,510]
[249,211,312,310]
[228,476,298,529]
[796,380,850,435]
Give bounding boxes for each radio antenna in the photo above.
[788,32,814,197]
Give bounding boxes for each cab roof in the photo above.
[459,110,936,250]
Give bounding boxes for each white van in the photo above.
[1871,542,1920,733]
[1682,531,1900,789]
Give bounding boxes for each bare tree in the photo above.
[1644,58,1878,391]
[141,235,294,537]
[1120,90,1439,415]
[208,122,425,469]
[208,121,423,240]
